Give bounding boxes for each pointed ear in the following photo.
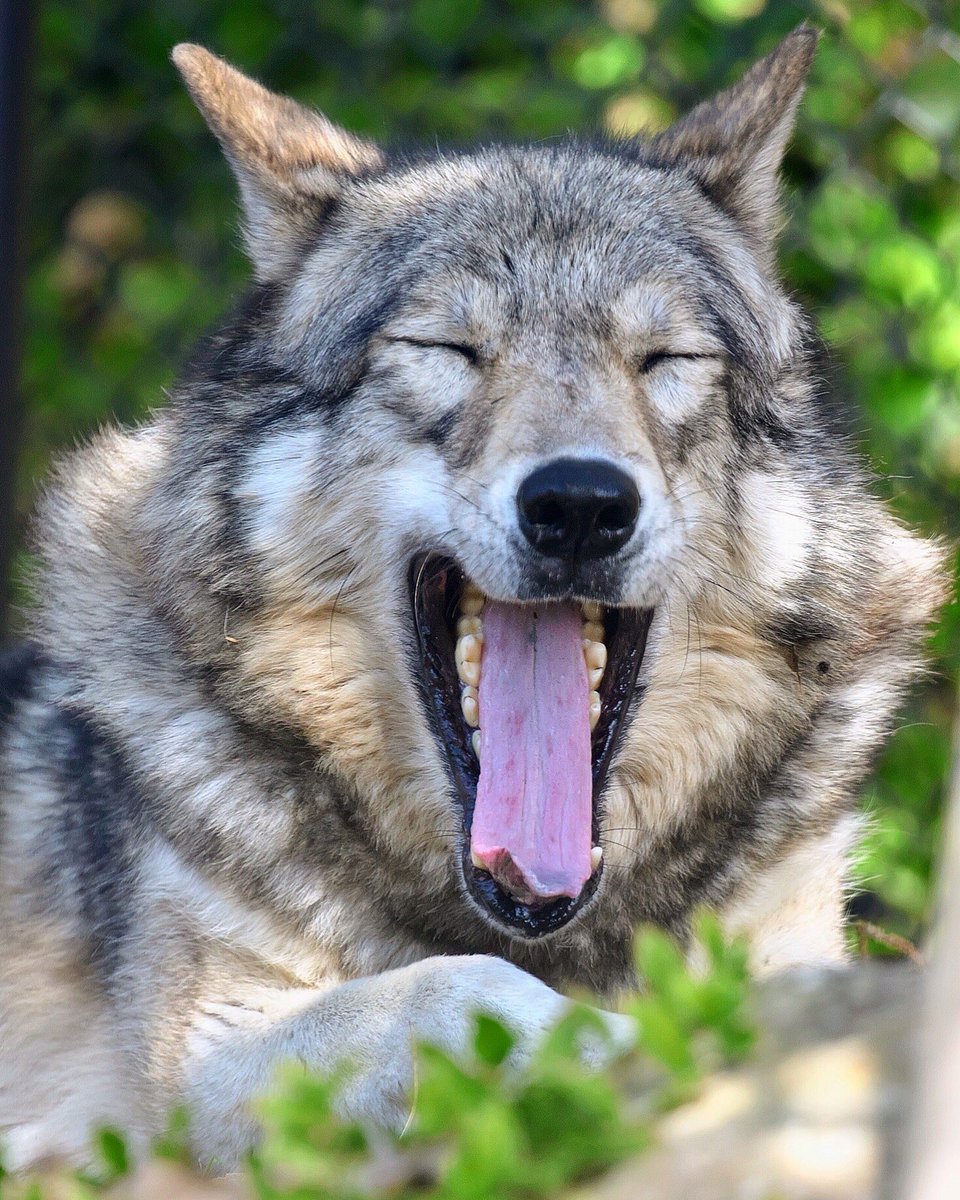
[172,45,383,281]
[651,25,818,254]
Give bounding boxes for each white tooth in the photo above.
[461,688,479,728]
[457,616,483,638]
[459,659,480,688]
[471,847,484,868]
[584,641,607,671]
[582,601,602,622]
[459,633,482,663]
[589,667,604,689]
[460,594,485,616]
[471,730,481,759]
[591,846,603,871]
[583,620,604,643]
[589,690,601,730]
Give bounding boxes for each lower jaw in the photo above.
[461,846,603,938]
[409,554,654,939]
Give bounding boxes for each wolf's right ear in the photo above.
[172,45,383,281]
[650,25,818,257]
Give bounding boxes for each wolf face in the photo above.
[38,30,936,959]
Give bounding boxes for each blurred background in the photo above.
[12,0,960,948]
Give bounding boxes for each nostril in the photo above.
[595,501,635,536]
[528,498,566,530]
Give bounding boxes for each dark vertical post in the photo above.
[0,0,34,638]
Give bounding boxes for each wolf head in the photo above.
[42,29,936,952]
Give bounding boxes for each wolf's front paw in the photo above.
[421,954,635,1068]
[341,953,636,1129]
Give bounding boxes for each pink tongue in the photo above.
[470,601,593,904]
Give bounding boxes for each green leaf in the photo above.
[635,926,685,990]
[95,1127,130,1180]
[695,0,767,25]
[474,1013,515,1067]
[634,997,697,1078]
[563,35,646,90]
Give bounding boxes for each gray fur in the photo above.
[0,27,945,1170]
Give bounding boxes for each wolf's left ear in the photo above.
[650,25,818,255]
[172,45,383,281]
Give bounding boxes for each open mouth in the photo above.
[410,555,653,939]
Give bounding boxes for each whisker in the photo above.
[328,564,360,673]
[296,545,352,588]
[437,483,485,516]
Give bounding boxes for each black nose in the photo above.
[517,458,641,561]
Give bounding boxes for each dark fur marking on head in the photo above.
[177,283,286,397]
[676,236,764,363]
[422,408,458,448]
[707,311,753,371]
[325,293,406,390]
[766,610,838,648]
[666,407,717,467]
[724,386,801,450]
[181,278,399,428]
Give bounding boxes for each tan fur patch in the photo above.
[233,599,456,865]
[609,609,808,844]
[172,45,381,180]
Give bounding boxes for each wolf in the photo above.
[0,25,943,1171]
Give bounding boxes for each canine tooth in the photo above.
[471,730,481,759]
[471,847,484,868]
[459,633,482,663]
[458,659,481,688]
[591,846,603,871]
[589,667,604,689]
[589,690,601,730]
[582,601,602,622]
[460,594,485,616]
[461,687,479,728]
[457,616,483,638]
[584,641,607,671]
[582,620,604,643]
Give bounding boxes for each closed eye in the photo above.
[388,337,480,366]
[637,350,718,375]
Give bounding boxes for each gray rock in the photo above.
[571,963,922,1200]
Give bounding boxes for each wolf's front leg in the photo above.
[181,954,634,1169]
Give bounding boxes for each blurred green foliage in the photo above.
[21,0,960,938]
[633,916,754,1085]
